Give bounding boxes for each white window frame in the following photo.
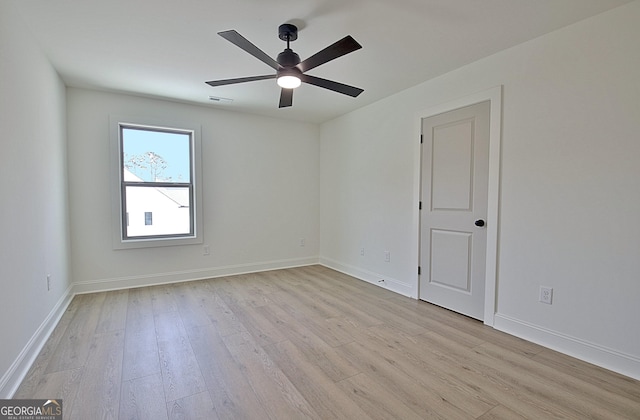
[109,115,203,249]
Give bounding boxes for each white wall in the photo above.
[0,1,71,396]
[319,1,640,379]
[67,89,320,292]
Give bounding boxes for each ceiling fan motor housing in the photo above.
[277,49,301,67]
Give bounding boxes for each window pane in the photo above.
[125,186,191,237]
[122,127,191,182]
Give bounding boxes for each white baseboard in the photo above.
[72,257,319,294]
[6,261,636,400]
[0,285,74,398]
[319,256,414,297]
[494,313,640,381]
[0,257,318,398]
[317,260,640,381]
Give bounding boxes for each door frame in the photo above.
[413,86,502,326]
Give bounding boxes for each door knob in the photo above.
[475,219,485,227]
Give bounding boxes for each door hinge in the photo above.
[419,201,422,210]
[418,266,421,275]
[420,134,423,144]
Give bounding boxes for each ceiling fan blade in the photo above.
[300,74,364,97]
[218,30,280,71]
[297,36,362,73]
[206,74,276,87]
[279,88,293,108]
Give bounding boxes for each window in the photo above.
[110,116,203,249]
[120,125,192,239]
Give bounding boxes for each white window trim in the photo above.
[109,115,203,249]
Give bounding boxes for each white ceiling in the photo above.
[11,0,632,124]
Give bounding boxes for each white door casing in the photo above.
[420,101,490,320]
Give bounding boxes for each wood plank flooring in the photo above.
[15,265,640,419]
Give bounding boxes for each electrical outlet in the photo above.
[384,251,390,262]
[203,245,210,256]
[360,247,365,256]
[300,238,306,247]
[539,286,553,304]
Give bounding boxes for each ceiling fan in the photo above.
[206,24,364,108]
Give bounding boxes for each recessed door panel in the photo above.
[430,229,471,292]
[431,120,473,211]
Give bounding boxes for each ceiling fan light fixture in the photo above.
[277,74,301,89]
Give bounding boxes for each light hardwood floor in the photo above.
[15,265,640,419]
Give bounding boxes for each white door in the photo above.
[419,101,490,320]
